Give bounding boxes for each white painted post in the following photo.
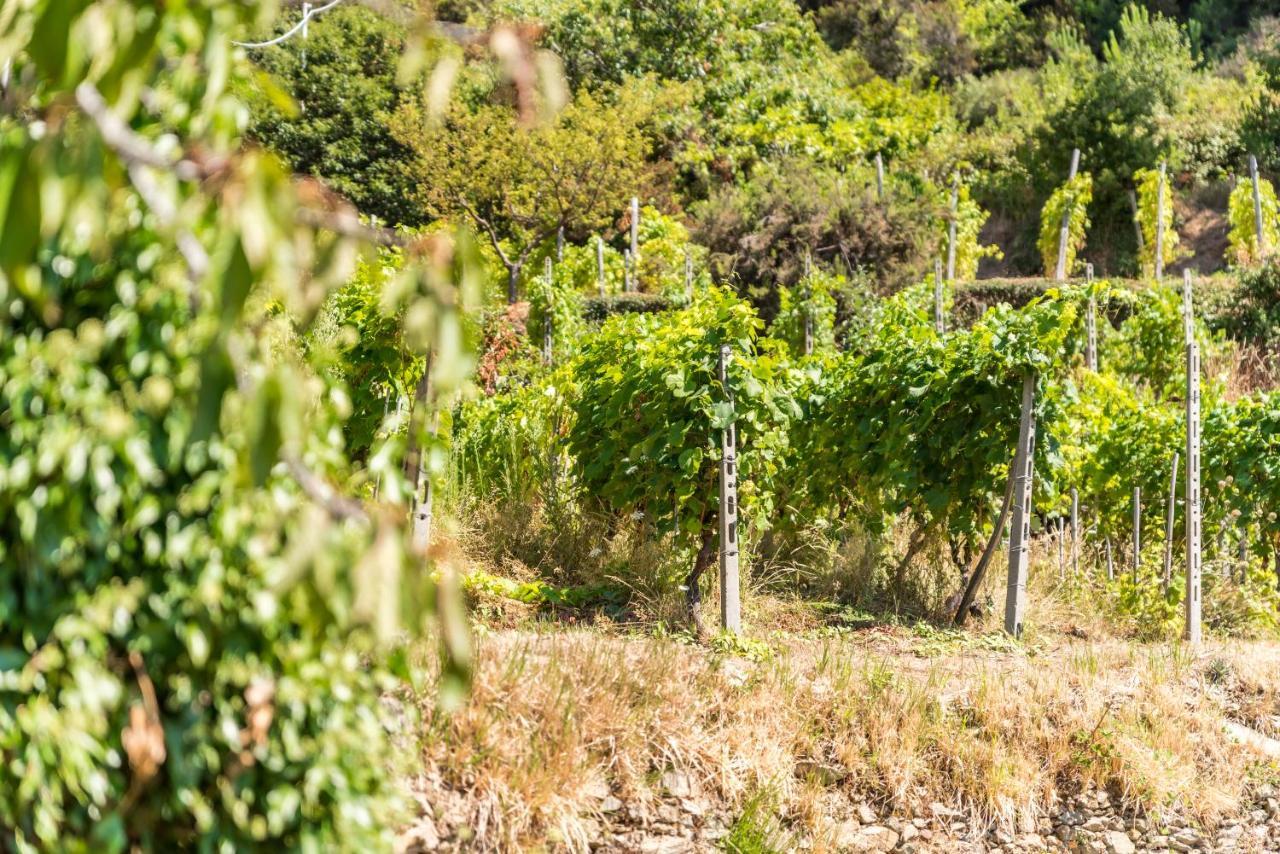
[1132,486,1141,578]
[1004,373,1037,638]
[1164,451,1179,594]
[1250,155,1265,257]
[1055,148,1081,281]
[934,259,945,334]
[1186,338,1202,646]
[719,345,741,633]
[875,152,885,202]
[1154,162,1167,281]
[946,175,959,282]
[1071,487,1080,576]
[542,256,553,363]
[596,236,606,296]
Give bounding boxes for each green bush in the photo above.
[1037,172,1093,278]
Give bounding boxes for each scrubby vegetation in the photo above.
[9,0,1280,851]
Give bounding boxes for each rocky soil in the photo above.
[398,772,1280,853]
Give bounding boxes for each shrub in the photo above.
[1038,172,1093,278]
[1133,167,1184,277]
[1227,177,1280,267]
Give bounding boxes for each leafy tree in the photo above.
[392,91,647,303]
[244,4,423,227]
[771,267,840,357]
[694,157,941,303]
[1,1,480,847]
[566,288,798,634]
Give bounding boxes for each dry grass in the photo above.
[410,618,1280,851]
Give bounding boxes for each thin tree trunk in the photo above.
[955,466,1017,626]
[686,522,716,640]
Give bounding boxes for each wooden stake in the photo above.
[1057,517,1065,581]
[719,345,741,633]
[623,248,632,293]
[1164,451,1179,594]
[1186,339,1202,645]
[946,175,959,282]
[556,225,564,262]
[1004,374,1037,638]
[1155,162,1167,281]
[875,152,885,202]
[1105,536,1115,580]
[1250,154,1265,256]
[1055,148,1081,281]
[685,250,693,299]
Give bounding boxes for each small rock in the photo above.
[1102,829,1136,854]
[395,817,440,853]
[833,819,862,849]
[680,798,707,818]
[857,803,878,824]
[660,771,695,799]
[850,825,898,853]
[899,823,918,842]
[639,834,694,854]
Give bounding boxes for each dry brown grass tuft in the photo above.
[410,625,1280,851]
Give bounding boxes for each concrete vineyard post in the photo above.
[1155,162,1167,281]
[1054,148,1081,281]
[1186,339,1203,645]
[596,236,606,296]
[1105,536,1115,580]
[630,196,639,264]
[1071,487,1080,576]
[624,248,632,293]
[1004,373,1037,638]
[1182,269,1194,344]
[1164,451,1179,593]
[875,152,885,202]
[946,175,959,282]
[556,225,564,262]
[542,256,553,364]
[1133,484,1144,578]
[1251,155,1266,256]
[1085,262,1097,371]
[934,259,945,334]
[719,345,741,633]
[684,250,693,299]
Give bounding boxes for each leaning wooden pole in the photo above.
[719,345,741,633]
[1055,148,1081,281]
[1004,374,1037,638]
